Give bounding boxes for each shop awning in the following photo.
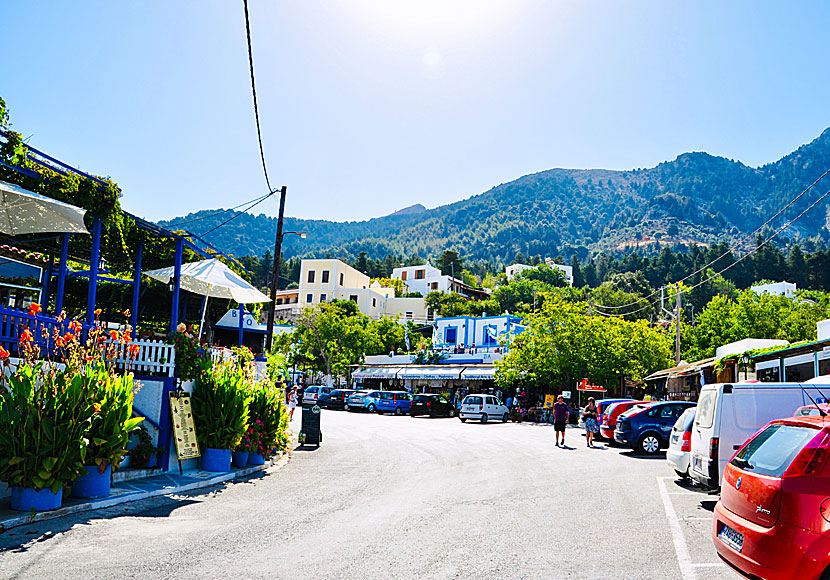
[398,366,464,380]
[352,367,402,379]
[460,366,496,380]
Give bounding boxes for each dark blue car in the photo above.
[614,401,695,454]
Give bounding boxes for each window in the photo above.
[306,294,313,303]
[372,298,376,307]
[696,390,717,429]
[415,269,425,279]
[339,272,344,286]
[307,270,315,283]
[321,270,330,283]
[431,282,438,290]
[401,271,407,281]
[731,424,820,477]
[483,324,497,346]
[466,396,482,405]
[349,295,358,302]
[320,294,327,303]
[405,311,413,319]
[445,327,457,344]
[276,298,283,305]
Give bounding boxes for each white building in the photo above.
[751,281,797,299]
[505,259,573,286]
[432,315,526,352]
[391,263,491,300]
[299,259,430,324]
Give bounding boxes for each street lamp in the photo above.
[265,224,307,352]
[740,352,750,382]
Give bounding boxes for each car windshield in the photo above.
[673,409,696,431]
[696,390,717,429]
[731,424,820,477]
[465,396,482,405]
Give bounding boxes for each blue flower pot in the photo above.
[147,454,158,469]
[10,486,63,512]
[202,448,231,472]
[232,451,249,468]
[247,451,265,466]
[71,464,112,499]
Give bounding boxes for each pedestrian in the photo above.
[288,388,298,420]
[553,395,570,447]
[583,397,600,447]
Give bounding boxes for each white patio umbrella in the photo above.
[0,180,89,235]
[143,258,270,339]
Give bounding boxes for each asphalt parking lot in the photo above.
[0,409,734,580]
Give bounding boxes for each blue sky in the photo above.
[3,1,829,223]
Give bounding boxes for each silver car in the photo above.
[666,407,696,480]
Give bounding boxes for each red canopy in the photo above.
[577,384,607,392]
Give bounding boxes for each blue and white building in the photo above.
[432,314,526,352]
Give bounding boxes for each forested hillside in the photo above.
[159,127,830,265]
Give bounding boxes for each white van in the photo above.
[689,382,830,489]
[459,394,509,423]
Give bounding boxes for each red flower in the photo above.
[19,329,33,343]
[109,330,119,341]
[123,329,132,343]
[55,336,66,348]
[93,403,101,413]
[0,346,9,358]
[94,308,102,317]
[128,343,140,358]
[27,303,42,316]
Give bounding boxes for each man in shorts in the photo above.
[553,395,570,446]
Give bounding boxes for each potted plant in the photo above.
[232,429,252,468]
[192,361,249,472]
[248,381,289,461]
[128,425,164,469]
[245,420,266,466]
[0,360,95,511]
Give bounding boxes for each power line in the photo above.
[593,167,830,311]
[201,193,273,236]
[242,0,273,194]
[165,192,273,228]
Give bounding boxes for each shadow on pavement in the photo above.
[700,500,718,512]
[618,450,666,460]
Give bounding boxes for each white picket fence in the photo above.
[110,338,176,377]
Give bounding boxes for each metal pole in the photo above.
[265,185,287,352]
[238,302,244,346]
[675,284,682,364]
[131,241,143,331]
[55,234,69,316]
[86,216,102,325]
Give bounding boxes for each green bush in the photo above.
[191,360,250,450]
[248,383,287,457]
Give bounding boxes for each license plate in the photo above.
[718,523,743,552]
[692,456,703,473]
[671,434,679,444]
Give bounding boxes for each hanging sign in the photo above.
[170,392,200,460]
[544,394,556,408]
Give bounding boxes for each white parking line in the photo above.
[657,476,696,580]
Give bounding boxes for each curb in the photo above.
[0,453,291,532]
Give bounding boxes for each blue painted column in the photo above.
[170,237,183,337]
[41,255,53,312]
[86,216,102,325]
[238,302,244,346]
[131,241,143,331]
[54,234,70,316]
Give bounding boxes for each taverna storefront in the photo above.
[352,361,497,394]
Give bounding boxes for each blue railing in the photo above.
[0,304,92,356]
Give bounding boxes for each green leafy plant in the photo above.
[248,383,287,456]
[172,333,202,381]
[191,360,250,450]
[0,362,95,494]
[127,425,164,468]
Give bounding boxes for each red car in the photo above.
[713,415,830,580]
[599,400,647,441]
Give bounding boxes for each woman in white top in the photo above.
[288,389,298,420]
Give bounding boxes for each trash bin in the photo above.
[299,402,322,447]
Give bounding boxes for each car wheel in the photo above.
[481,413,488,424]
[502,412,509,423]
[344,404,350,411]
[410,411,416,417]
[638,433,661,455]
[395,407,403,416]
[460,417,466,423]
[449,408,456,418]
[368,404,376,413]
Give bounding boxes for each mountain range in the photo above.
[158,128,830,265]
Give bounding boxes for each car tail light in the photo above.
[426,401,431,406]
[709,437,719,460]
[786,431,830,477]
[681,431,691,452]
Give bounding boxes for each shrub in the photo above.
[191,360,250,450]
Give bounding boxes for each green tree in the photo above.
[436,250,464,276]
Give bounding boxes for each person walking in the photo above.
[288,388,298,420]
[583,397,600,447]
[553,395,570,447]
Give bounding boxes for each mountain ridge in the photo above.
[158,127,830,264]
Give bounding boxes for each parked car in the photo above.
[410,394,455,417]
[459,394,509,423]
[592,399,631,440]
[326,389,357,410]
[600,400,647,441]
[303,386,333,405]
[666,408,696,480]
[377,391,412,415]
[614,401,695,454]
[347,390,383,412]
[689,382,828,489]
[712,416,830,579]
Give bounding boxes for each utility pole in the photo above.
[265,185,287,353]
[588,299,593,316]
[675,284,682,364]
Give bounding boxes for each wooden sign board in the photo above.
[170,392,200,460]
